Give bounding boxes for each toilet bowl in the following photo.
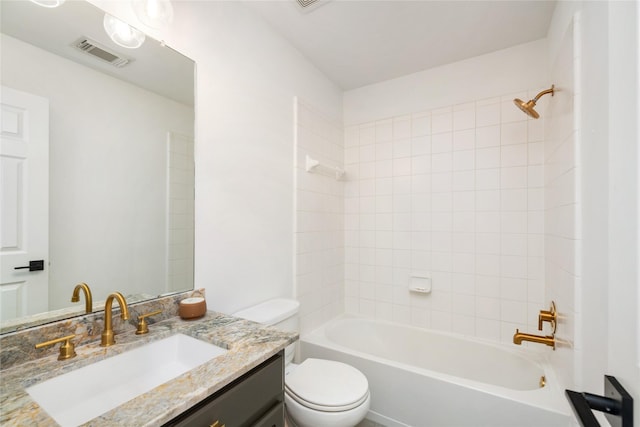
[284,359,370,427]
[233,299,370,427]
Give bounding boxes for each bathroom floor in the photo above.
[356,419,387,427]
[284,417,385,427]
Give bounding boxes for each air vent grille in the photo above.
[296,0,320,7]
[73,37,130,68]
[294,0,330,14]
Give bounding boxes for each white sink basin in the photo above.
[26,333,227,427]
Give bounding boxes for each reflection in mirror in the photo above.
[0,0,195,333]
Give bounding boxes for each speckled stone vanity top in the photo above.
[0,311,297,426]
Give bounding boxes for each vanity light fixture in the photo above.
[28,0,66,8]
[103,13,145,49]
[132,0,174,29]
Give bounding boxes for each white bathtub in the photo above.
[300,316,572,427]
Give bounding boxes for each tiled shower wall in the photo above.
[343,92,548,344]
[295,99,345,335]
[168,132,195,293]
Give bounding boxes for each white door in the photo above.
[0,86,49,321]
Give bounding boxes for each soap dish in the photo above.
[179,297,206,320]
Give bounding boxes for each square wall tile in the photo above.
[453,129,475,151]
[476,102,501,127]
[412,113,431,136]
[476,147,501,169]
[394,139,412,158]
[359,125,375,145]
[501,189,527,211]
[501,144,528,167]
[393,116,412,140]
[453,150,475,171]
[412,155,432,175]
[453,233,475,253]
[411,136,431,156]
[476,169,500,190]
[476,125,501,148]
[453,107,476,131]
[376,142,393,160]
[432,112,453,134]
[376,178,393,195]
[376,119,393,142]
[432,132,453,153]
[453,191,475,212]
[432,152,453,172]
[501,121,527,146]
[345,126,359,147]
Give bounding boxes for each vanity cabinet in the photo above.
[163,351,284,427]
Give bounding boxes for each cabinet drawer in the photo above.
[165,352,284,427]
[253,402,284,427]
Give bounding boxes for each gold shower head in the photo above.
[513,85,555,119]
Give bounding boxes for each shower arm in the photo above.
[532,85,555,102]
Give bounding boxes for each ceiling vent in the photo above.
[294,0,330,14]
[296,0,319,7]
[72,37,131,68]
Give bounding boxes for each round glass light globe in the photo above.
[103,13,146,49]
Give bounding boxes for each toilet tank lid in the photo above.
[232,298,299,326]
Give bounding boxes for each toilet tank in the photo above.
[233,298,299,364]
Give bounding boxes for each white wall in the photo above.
[603,0,640,417]
[89,0,343,313]
[1,33,194,310]
[295,98,345,334]
[546,2,640,419]
[342,42,550,344]
[344,39,548,126]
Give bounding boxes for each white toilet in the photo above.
[233,299,370,427]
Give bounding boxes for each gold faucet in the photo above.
[513,329,555,349]
[70,282,93,314]
[101,292,130,347]
[513,301,557,350]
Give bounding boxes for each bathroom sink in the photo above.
[26,333,227,427]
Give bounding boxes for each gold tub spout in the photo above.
[101,292,130,347]
[71,282,93,314]
[513,329,555,350]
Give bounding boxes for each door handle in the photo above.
[14,260,45,271]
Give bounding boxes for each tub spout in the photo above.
[513,329,555,350]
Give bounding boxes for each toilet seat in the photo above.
[285,358,369,412]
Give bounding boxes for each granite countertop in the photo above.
[0,311,298,426]
[0,293,155,335]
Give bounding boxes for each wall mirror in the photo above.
[0,0,195,333]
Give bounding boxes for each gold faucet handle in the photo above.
[35,334,77,360]
[135,310,162,335]
[538,301,557,333]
